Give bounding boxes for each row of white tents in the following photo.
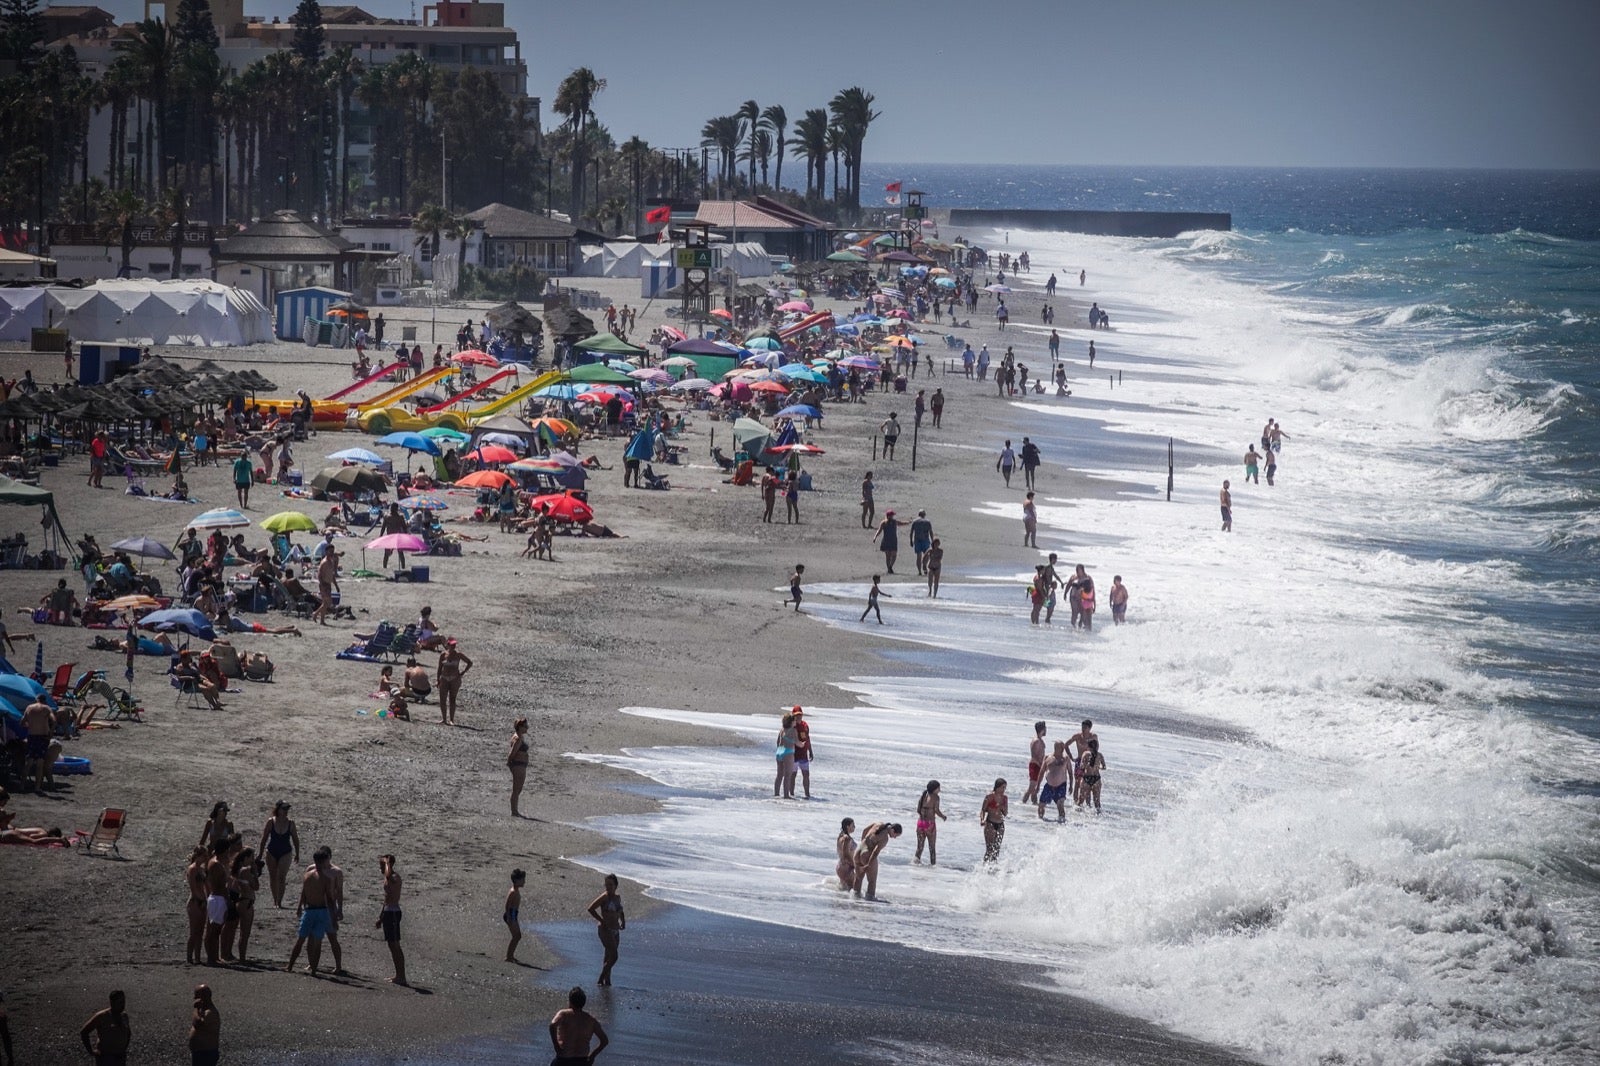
[0,279,273,347]
[574,240,775,279]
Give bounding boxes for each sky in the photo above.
[97,0,1600,169]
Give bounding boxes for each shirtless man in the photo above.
[548,986,608,1065]
[1260,418,1274,453]
[203,836,239,964]
[1038,741,1073,822]
[852,822,903,901]
[188,985,221,1066]
[311,547,339,626]
[79,990,131,1066]
[185,846,209,965]
[318,846,347,974]
[1269,421,1289,452]
[375,854,407,985]
[1021,721,1047,805]
[21,698,51,793]
[1220,480,1232,532]
[1067,719,1098,805]
[403,658,431,702]
[286,850,334,975]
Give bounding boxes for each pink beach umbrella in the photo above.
[365,533,427,553]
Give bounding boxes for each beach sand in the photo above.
[0,269,1254,1063]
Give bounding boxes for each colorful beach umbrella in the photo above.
[775,405,823,420]
[399,495,448,511]
[187,508,249,531]
[454,470,514,490]
[100,594,161,612]
[420,426,471,443]
[452,349,500,366]
[327,447,385,465]
[530,494,593,524]
[747,380,789,394]
[138,607,215,639]
[770,442,825,454]
[260,510,319,534]
[464,445,518,465]
[377,431,442,456]
[365,533,428,553]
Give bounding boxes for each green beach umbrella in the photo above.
[566,363,635,385]
[826,250,866,262]
[260,510,319,533]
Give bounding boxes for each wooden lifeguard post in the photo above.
[675,220,715,325]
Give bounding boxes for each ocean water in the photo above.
[568,169,1600,1065]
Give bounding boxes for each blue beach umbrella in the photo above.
[775,404,823,420]
[327,447,385,465]
[746,337,783,351]
[138,608,217,640]
[187,508,249,531]
[376,432,442,456]
[533,384,580,401]
[0,673,55,715]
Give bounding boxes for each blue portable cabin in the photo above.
[275,286,351,341]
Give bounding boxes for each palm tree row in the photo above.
[697,89,877,218]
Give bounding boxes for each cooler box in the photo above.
[410,565,429,583]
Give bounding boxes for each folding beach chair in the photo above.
[382,624,419,662]
[171,672,205,709]
[47,662,77,701]
[83,677,143,723]
[81,808,127,856]
[336,623,397,663]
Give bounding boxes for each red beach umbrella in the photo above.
[530,493,594,523]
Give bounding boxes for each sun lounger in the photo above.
[384,624,419,661]
[80,808,127,856]
[337,623,398,663]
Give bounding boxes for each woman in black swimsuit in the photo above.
[256,800,299,907]
[1079,739,1106,813]
[507,718,530,817]
[587,874,625,987]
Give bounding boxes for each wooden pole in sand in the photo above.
[1167,438,1174,501]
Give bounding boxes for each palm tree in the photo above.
[322,47,362,222]
[740,129,772,188]
[736,99,759,191]
[552,67,605,219]
[700,115,741,194]
[788,108,828,198]
[826,120,844,205]
[113,18,174,194]
[760,104,787,192]
[829,86,880,215]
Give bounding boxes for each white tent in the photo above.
[0,286,47,341]
[0,280,272,346]
[575,240,770,279]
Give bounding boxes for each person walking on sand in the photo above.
[587,874,625,986]
[996,440,1016,487]
[774,712,798,798]
[285,850,333,975]
[257,801,299,908]
[760,468,778,524]
[375,854,406,986]
[1039,742,1073,822]
[188,984,220,1066]
[1088,339,1096,368]
[909,510,934,575]
[860,575,890,624]
[1020,437,1042,490]
[79,990,131,1065]
[1023,492,1038,548]
[508,718,530,817]
[860,471,875,529]
[852,822,902,901]
[1220,480,1233,532]
[435,639,473,726]
[880,413,901,460]
[504,869,526,962]
[1079,738,1107,813]
[549,986,609,1065]
[1244,445,1261,485]
[783,563,805,612]
[232,452,253,509]
[1110,575,1129,625]
[790,706,814,799]
[1022,721,1047,805]
[872,511,907,573]
[980,779,1009,863]
[836,819,858,889]
[925,538,944,598]
[311,546,339,626]
[930,388,945,427]
[914,780,947,865]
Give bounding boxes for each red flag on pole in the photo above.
[645,206,671,226]
[884,181,902,192]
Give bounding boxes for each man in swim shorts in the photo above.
[79,989,131,1065]
[1022,721,1047,805]
[21,698,52,793]
[376,854,406,986]
[1038,742,1073,822]
[549,986,608,1065]
[790,706,813,799]
[287,851,334,975]
[204,835,240,964]
[1220,480,1232,532]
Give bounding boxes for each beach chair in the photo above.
[383,624,419,661]
[80,808,127,856]
[336,623,397,663]
[170,672,205,709]
[642,465,670,491]
[46,662,77,701]
[81,677,142,722]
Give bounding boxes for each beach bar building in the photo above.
[216,211,355,306]
[464,203,579,274]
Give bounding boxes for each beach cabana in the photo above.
[0,475,73,565]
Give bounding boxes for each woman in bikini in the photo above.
[587,873,626,987]
[223,847,259,962]
[980,778,1009,863]
[836,818,858,889]
[198,801,233,849]
[914,781,947,865]
[774,713,798,799]
[185,846,208,964]
[256,800,299,908]
[507,718,530,817]
[435,639,473,726]
[1079,738,1107,813]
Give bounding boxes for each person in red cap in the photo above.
[790,707,813,799]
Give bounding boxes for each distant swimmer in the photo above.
[1022,721,1047,805]
[914,781,947,865]
[980,779,1009,862]
[1080,270,1086,286]
[1109,576,1129,625]
[853,822,903,900]
[1039,741,1073,822]
[1269,421,1289,452]
[1244,445,1261,485]
[1088,340,1096,368]
[1220,480,1233,532]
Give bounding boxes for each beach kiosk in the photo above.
[275,286,351,342]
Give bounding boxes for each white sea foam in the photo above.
[567,228,1600,1065]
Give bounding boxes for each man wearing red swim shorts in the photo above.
[1022,720,1047,805]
